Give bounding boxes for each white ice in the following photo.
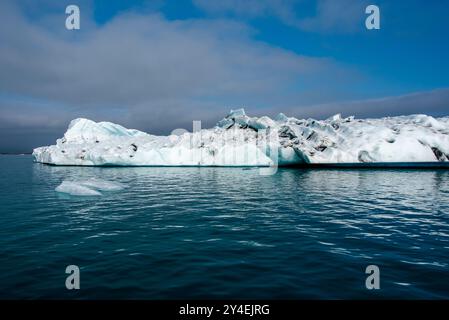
[55,179,125,196]
[34,109,449,166]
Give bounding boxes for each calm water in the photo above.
[1,155,449,299]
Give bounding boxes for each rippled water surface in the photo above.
[1,155,449,299]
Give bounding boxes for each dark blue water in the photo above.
[1,155,448,299]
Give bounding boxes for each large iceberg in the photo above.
[33,109,449,166]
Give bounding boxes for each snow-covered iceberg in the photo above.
[33,109,449,166]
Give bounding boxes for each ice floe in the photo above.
[55,179,125,196]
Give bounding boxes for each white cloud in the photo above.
[299,0,370,33]
[193,0,371,33]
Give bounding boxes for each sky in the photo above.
[1,0,449,153]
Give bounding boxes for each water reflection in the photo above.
[2,159,447,298]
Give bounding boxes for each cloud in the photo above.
[0,1,343,108]
[284,88,449,119]
[193,0,372,33]
[192,0,296,20]
[0,0,358,152]
[298,0,370,33]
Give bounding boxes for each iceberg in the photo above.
[33,110,449,166]
[55,178,126,196]
[55,181,102,196]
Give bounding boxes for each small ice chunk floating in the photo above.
[55,179,125,196]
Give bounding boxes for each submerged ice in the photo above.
[34,109,449,166]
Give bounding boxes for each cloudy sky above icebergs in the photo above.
[1,0,449,152]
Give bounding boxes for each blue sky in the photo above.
[1,0,449,152]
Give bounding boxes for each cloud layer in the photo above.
[287,88,449,119]
[0,0,355,151]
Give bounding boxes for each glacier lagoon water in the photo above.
[1,155,449,299]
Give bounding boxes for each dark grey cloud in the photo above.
[285,88,449,119]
